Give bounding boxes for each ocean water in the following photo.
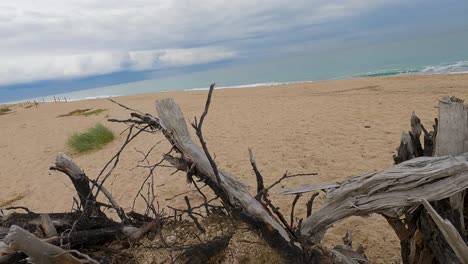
[6,30,468,103]
[32,60,468,103]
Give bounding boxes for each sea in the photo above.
[4,31,468,104]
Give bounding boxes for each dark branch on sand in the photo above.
[107,98,144,114]
[306,192,319,218]
[290,194,301,229]
[184,196,206,233]
[190,83,222,186]
[248,148,265,200]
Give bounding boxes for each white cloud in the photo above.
[0,0,401,85]
[128,47,237,70]
[0,47,236,84]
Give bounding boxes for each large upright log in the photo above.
[155,99,304,260]
[434,96,468,232]
[434,96,468,156]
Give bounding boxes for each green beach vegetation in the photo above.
[67,123,114,153]
[58,108,107,117]
[0,105,11,115]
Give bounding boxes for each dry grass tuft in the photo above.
[58,108,107,117]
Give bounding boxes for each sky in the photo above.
[0,0,467,101]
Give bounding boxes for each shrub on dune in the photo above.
[0,106,11,114]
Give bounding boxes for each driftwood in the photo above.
[284,153,468,244]
[421,199,468,263]
[3,225,98,264]
[50,153,127,223]
[0,153,145,263]
[155,98,305,259]
[49,153,103,218]
[434,96,467,233]
[434,96,468,155]
[397,97,468,263]
[285,96,468,263]
[393,112,433,164]
[40,214,57,238]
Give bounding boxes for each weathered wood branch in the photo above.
[50,153,127,221]
[40,214,57,238]
[293,153,468,244]
[191,83,222,186]
[329,230,368,264]
[155,98,304,259]
[393,112,431,164]
[4,225,98,264]
[123,220,158,241]
[248,148,265,198]
[50,153,102,217]
[421,199,468,264]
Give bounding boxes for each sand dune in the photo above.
[1,73,468,262]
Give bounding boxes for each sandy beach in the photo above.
[1,73,468,262]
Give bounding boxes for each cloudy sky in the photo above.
[0,0,467,91]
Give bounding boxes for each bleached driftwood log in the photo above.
[283,153,468,244]
[3,225,98,264]
[40,214,57,238]
[434,96,468,232]
[434,96,468,156]
[155,98,304,258]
